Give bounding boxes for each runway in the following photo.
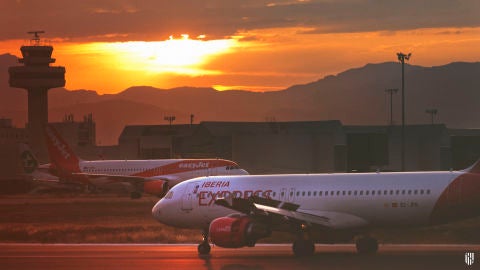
[0,244,478,270]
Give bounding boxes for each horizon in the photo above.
[1,1,479,94]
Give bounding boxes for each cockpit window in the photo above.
[164,191,174,199]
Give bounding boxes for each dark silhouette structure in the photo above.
[8,31,65,161]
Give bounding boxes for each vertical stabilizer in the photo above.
[44,125,81,173]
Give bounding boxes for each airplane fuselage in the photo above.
[153,170,480,230]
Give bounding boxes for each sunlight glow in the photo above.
[71,35,238,76]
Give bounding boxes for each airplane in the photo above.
[44,125,248,198]
[152,160,480,256]
[19,143,86,192]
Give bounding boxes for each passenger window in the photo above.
[308,191,311,196]
[366,190,369,195]
[330,191,334,196]
[336,191,340,196]
[390,190,394,195]
[342,191,346,196]
[402,190,405,195]
[296,191,300,196]
[408,190,412,195]
[427,190,431,194]
[302,191,305,196]
[319,191,323,196]
[414,190,418,195]
[420,190,424,195]
[348,191,352,196]
[360,191,363,195]
[313,191,317,196]
[354,191,357,195]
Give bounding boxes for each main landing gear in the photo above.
[198,229,211,255]
[292,238,315,257]
[355,236,378,254]
[292,228,315,257]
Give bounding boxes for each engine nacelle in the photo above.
[209,216,270,248]
[143,180,169,197]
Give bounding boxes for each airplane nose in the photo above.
[240,169,249,175]
[152,200,164,222]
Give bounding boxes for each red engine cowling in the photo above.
[209,216,270,248]
[143,180,168,197]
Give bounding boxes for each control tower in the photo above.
[8,31,66,162]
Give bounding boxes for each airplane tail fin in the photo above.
[18,143,39,175]
[44,125,81,173]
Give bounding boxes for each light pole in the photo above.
[397,52,411,172]
[385,88,398,126]
[425,109,438,125]
[164,115,176,126]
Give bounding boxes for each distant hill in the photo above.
[1,52,479,145]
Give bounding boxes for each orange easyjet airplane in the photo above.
[43,125,248,198]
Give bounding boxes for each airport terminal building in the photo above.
[114,121,480,174]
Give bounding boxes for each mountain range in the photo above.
[1,53,479,145]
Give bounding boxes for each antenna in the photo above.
[27,31,45,45]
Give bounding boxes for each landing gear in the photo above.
[355,236,378,254]
[130,191,142,199]
[198,229,211,255]
[292,238,315,257]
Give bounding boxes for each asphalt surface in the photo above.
[0,244,478,270]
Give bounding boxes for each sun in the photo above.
[75,35,237,76]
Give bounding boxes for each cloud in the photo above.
[1,0,479,42]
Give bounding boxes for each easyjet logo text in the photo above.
[198,189,273,206]
[46,128,70,160]
[179,162,209,169]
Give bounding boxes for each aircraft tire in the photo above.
[355,236,378,254]
[198,242,211,255]
[292,239,315,257]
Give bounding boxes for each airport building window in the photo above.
[302,191,305,196]
[408,190,412,195]
[325,191,328,196]
[414,190,418,195]
[390,190,394,195]
[420,190,424,195]
[319,191,322,196]
[297,191,300,196]
[342,191,346,196]
[308,191,311,196]
[402,190,405,195]
[348,191,352,196]
[336,191,340,196]
[396,190,400,195]
[330,191,334,196]
[354,191,357,196]
[427,189,431,194]
[313,191,317,196]
[365,190,369,195]
[359,190,363,196]
[290,191,294,197]
[272,192,276,197]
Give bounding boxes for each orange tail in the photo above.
[44,125,81,174]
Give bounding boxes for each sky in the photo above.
[1,0,480,94]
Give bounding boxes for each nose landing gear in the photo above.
[198,229,211,255]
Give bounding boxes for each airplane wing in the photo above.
[215,196,368,230]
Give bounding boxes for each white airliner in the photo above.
[44,125,248,198]
[152,161,480,256]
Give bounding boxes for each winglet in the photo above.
[44,125,81,173]
[463,159,480,174]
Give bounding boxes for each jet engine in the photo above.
[143,180,169,197]
[209,216,270,248]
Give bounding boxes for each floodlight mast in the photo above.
[397,52,411,172]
